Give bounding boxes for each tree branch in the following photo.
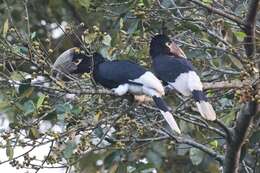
[214,119,232,142]
[243,0,259,58]
[223,102,257,173]
[161,128,224,163]
[189,0,245,26]
[223,0,260,173]
[203,79,252,90]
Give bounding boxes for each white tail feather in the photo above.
[196,101,216,121]
[160,111,181,134]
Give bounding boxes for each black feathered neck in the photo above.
[73,52,106,74]
[92,53,106,67]
[150,34,172,58]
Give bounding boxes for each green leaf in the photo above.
[19,46,29,54]
[151,142,167,157]
[250,130,260,144]
[127,19,139,35]
[18,78,32,95]
[30,32,37,40]
[6,146,14,160]
[29,127,40,139]
[79,151,107,172]
[221,109,235,125]
[10,71,26,81]
[234,31,246,41]
[0,100,10,111]
[181,21,201,33]
[3,19,9,38]
[77,0,91,10]
[207,162,219,173]
[23,100,36,116]
[42,111,57,121]
[143,0,151,7]
[94,126,104,138]
[63,142,77,159]
[119,18,124,29]
[176,144,190,156]
[104,150,122,167]
[202,0,213,4]
[6,140,14,159]
[84,32,97,44]
[210,140,218,148]
[133,162,154,172]
[36,95,45,109]
[116,163,127,173]
[55,103,72,114]
[229,56,244,69]
[146,150,162,168]
[161,0,172,8]
[189,148,205,165]
[71,106,81,115]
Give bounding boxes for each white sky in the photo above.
[0,143,65,173]
[0,115,66,173]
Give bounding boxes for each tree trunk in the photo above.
[223,0,259,172]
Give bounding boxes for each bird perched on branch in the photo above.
[52,48,91,80]
[53,47,181,134]
[150,34,216,121]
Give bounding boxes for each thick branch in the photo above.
[2,77,253,96]
[215,119,232,142]
[223,1,259,173]
[243,0,259,57]
[162,128,224,163]
[180,138,224,163]
[203,79,251,90]
[189,0,245,26]
[223,102,257,173]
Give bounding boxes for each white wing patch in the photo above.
[187,71,203,91]
[112,72,165,97]
[168,72,190,96]
[161,111,181,134]
[112,84,129,96]
[196,101,216,121]
[131,72,165,96]
[168,71,203,96]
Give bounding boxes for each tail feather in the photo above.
[153,96,181,134]
[196,101,216,121]
[192,90,216,121]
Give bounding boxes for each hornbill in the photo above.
[150,35,216,121]
[53,48,181,134]
[52,48,89,80]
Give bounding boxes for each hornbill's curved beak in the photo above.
[166,41,187,58]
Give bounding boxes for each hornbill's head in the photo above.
[150,34,186,58]
[53,47,105,80]
[150,35,171,58]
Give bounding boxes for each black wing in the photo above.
[94,60,147,89]
[152,54,194,84]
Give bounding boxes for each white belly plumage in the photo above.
[112,71,165,97]
[167,71,203,96]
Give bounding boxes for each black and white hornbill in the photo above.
[53,48,181,134]
[52,48,90,80]
[150,35,216,121]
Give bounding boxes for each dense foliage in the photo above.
[0,0,259,173]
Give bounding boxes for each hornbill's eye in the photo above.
[73,59,83,65]
[165,42,171,47]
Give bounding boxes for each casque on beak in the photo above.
[165,41,187,58]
